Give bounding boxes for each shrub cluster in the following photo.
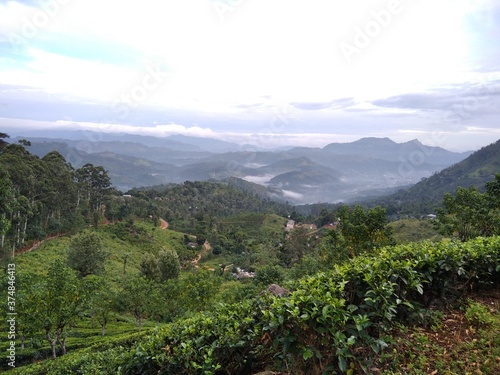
[13,236,500,374]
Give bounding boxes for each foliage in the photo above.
[337,205,395,256]
[464,299,496,328]
[139,253,161,281]
[119,275,155,332]
[435,174,500,241]
[388,218,443,243]
[157,248,180,281]
[11,236,499,374]
[279,226,317,267]
[179,269,223,313]
[34,260,89,358]
[126,181,290,236]
[67,231,108,277]
[254,264,284,286]
[0,141,114,256]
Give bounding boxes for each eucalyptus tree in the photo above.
[75,163,112,225]
[42,151,78,232]
[0,132,9,150]
[0,166,14,252]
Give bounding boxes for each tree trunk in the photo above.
[57,335,67,355]
[1,212,6,250]
[47,332,57,358]
[136,314,143,332]
[21,217,27,245]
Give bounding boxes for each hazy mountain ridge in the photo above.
[367,139,500,215]
[12,134,475,203]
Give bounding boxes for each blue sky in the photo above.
[0,0,499,151]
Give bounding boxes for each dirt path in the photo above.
[15,233,65,256]
[159,218,169,229]
[192,241,214,270]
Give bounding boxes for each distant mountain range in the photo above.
[12,132,478,204]
[370,139,500,215]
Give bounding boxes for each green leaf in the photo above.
[302,348,314,361]
[338,355,347,372]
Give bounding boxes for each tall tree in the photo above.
[0,166,15,252]
[76,164,111,211]
[42,151,78,232]
[280,226,315,267]
[0,132,9,150]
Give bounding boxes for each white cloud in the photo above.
[0,0,498,151]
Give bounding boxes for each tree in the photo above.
[15,273,44,350]
[158,248,180,281]
[180,270,222,312]
[18,139,31,147]
[120,275,154,331]
[85,276,115,335]
[40,260,85,358]
[337,205,394,256]
[140,253,161,281]
[42,151,78,232]
[485,173,500,235]
[254,264,284,286]
[280,226,315,267]
[435,177,500,241]
[75,164,111,225]
[67,231,107,277]
[0,132,9,150]
[0,166,14,253]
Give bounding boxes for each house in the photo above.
[285,220,295,232]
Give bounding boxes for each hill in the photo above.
[369,139,500,215]
[13,135,471,203]
[8,236,500,374]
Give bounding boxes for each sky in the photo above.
[0,0,499,151]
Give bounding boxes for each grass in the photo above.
[389,218,443,243]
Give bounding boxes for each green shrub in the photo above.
[465,299,496,328]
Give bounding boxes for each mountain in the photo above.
[167,134,241,153]
[12,134,474,204]
[322,137,470,165]
[369,139,500,215]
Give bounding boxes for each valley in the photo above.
[0,135,499,374]
[15,133,472,204]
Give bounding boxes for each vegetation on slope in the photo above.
[7,236,500,374]
[369,139,500,216]
[2,137,500,374]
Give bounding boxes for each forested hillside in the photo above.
[369,139,500,216]
[1,137,500,374]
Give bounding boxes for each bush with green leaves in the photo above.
[67,231,108,277]
[10,236,500,374]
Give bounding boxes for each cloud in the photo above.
[372,81,500,117]
[291,101,336,111]
[290,98,356,111]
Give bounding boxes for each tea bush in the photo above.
[12,236,500,374]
